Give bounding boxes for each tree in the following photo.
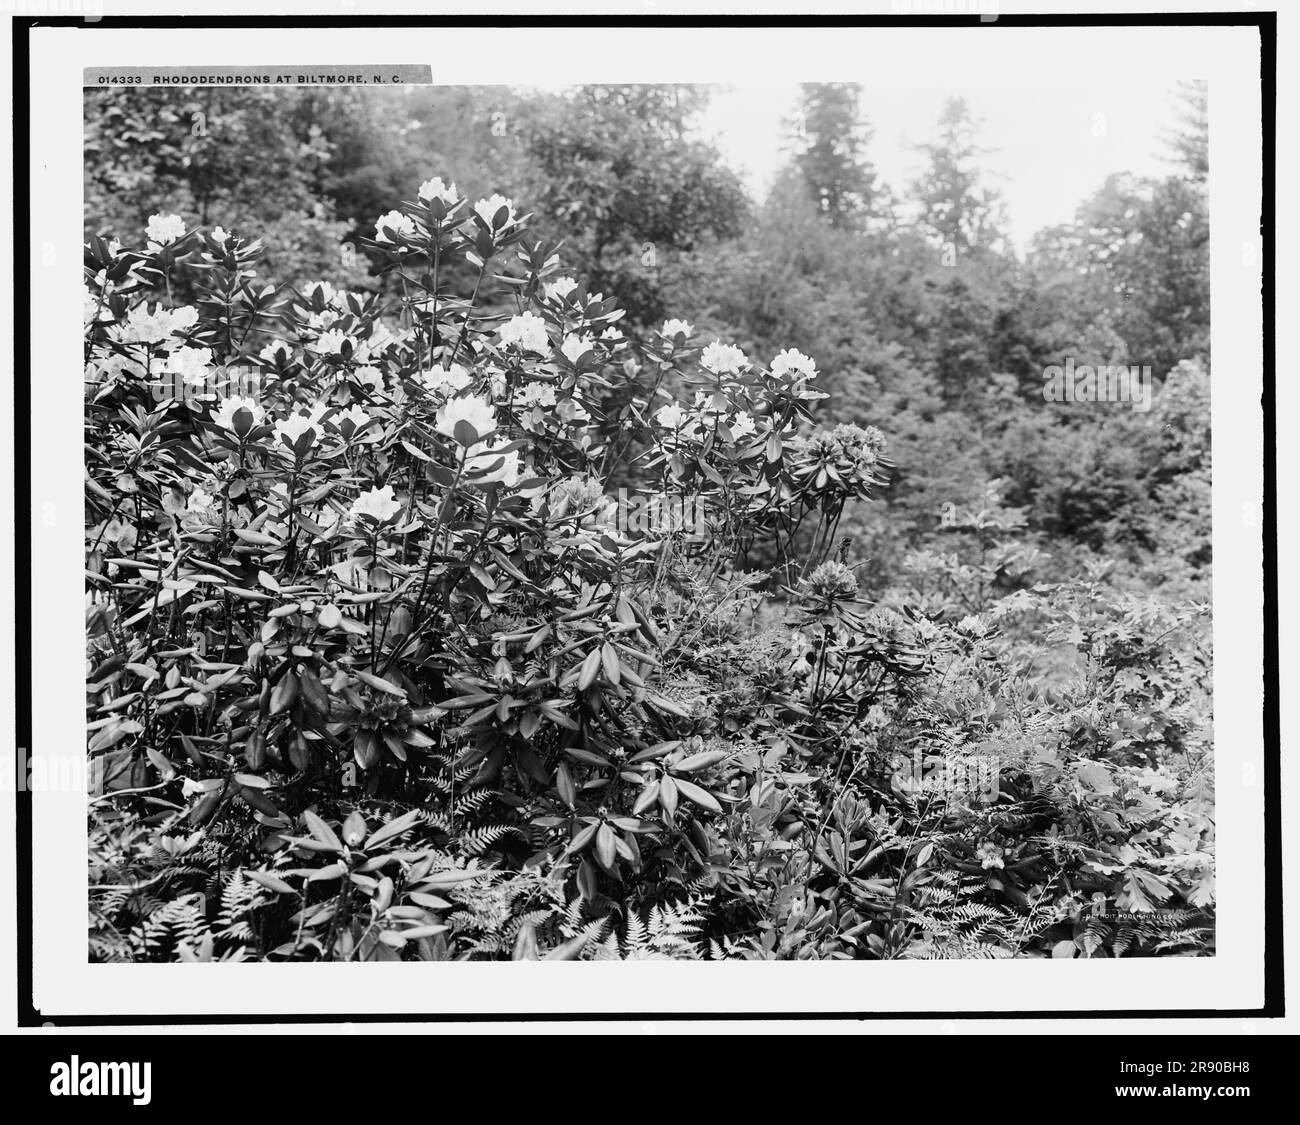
[788,83,883,229]
[85,87,373,290]
[514,84,750,326]
[910,97,1006,256]
[1164,79,1208,183]
[1027,170,1208,380]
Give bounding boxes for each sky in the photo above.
[695,80,1191,251]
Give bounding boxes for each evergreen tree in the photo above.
[1164,79,1208,182]
[910,96,1006,255]
[788,83,881,229]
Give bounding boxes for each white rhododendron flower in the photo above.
[418,363,473,396]
[544,277,578,302]
[94,516,137,551]
[86,352,139,383]
[83,283,110,326]
[274,404,326,446]
[113,303,199,345]
[474,194,516,229]
[210,226,229,247]
[351,366,385,394]
[660,318,693,339]
[211,395,264,431]
[334,404,375,439]
[186,485,216,513]
[146,213,186,245]
[730,411,757,439]
[465,438,522,487]
[436,394,497,442]
[498,312,550,354]
[169,306,200,333]
[164,346,213,386]
[418,176,459,207]
[655,403,688,429]
[313,329,352,355]
[352,322,398,363]
[701,341,748,375]
[518,381,557,407]
[304,280,336,306]
[654,401,701,444]
[308,308,340,332]
[557,398,590,425]
[770,347,818,381]
[260,342,289,365]
[374,209,417,243]
[560,333,594,365]
[349,484,401,524]
[180,484,221,531]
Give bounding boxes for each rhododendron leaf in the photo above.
[355,669,405,697]
[672,778,722,814]
[353,731,380,770]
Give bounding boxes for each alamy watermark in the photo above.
[890,0,999,21]
[890,748,1001,802]
[599,490,709,540]
[50,1057,151,1106]
[9,747,104,794]
[3,0,102,21]
[1042,358,1152,412]
[149,363,264,409]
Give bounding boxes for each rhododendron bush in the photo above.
[85,180,1213,962]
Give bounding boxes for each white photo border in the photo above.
[14,10,1274,1022]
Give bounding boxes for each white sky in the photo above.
[696,80,1191,250]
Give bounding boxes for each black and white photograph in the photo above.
[6,0,1292,1067]
[80,68,1225,966]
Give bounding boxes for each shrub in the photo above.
[85,177,1212,961]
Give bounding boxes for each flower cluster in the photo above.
[499,312,550,354]
[805,560,860,602]
[788,422,889,500]
[146,212,186,246]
